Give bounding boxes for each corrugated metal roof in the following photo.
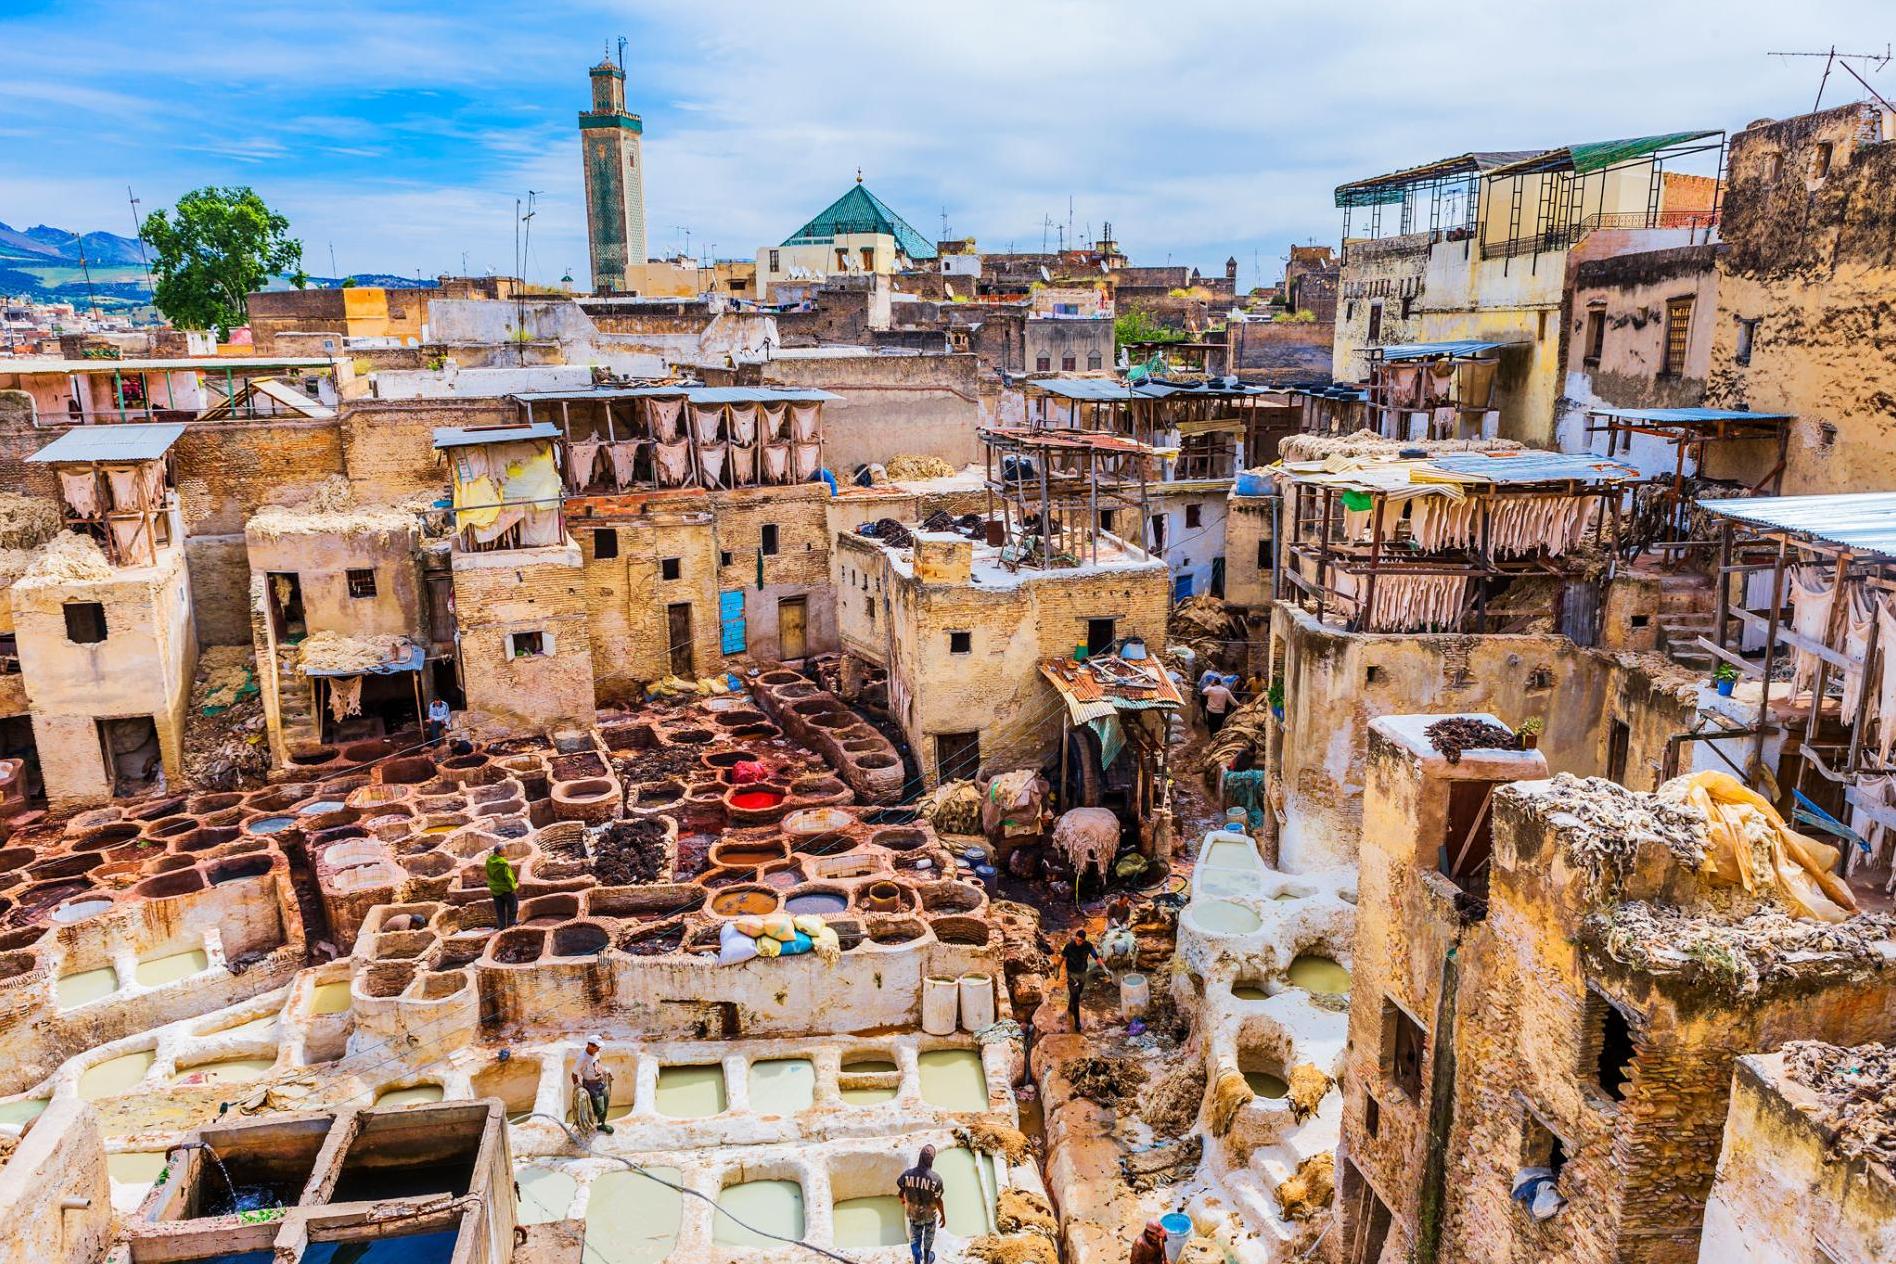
[1588,406,1794,425]
[1489,130,1723,176]
[1375,340,1517,362]
[1026,377,1278,402]
[1335,150,1547,207]
[432,422,559,450]
[302,642,425,678]
[1041,654,1183,724]
[1428,450,1639,486]
[25,423,186,463]
[0,357,334,374]
[1696,493,1896,560]
[510,386,839,404]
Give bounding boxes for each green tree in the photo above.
[140,186,302,336]
[1113,306,1187,353]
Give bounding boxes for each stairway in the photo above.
[1653,571,1719,674]
[276,646,322,751]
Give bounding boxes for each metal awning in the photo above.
[1026,377,1280,402]
[1696,493,1896,561]
[1374,340,1518,362]
[509,386,839,405]
[432,422,559,450]
[26,423,187,463]
[1486,130,1723,177]
[1587,407,1793,425]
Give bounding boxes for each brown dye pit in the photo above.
[709,887,778,917]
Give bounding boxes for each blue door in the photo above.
[719,590,746,655]
[1173,573,1194,602]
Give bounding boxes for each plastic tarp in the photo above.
[449,439,560,542]
[1666,771,1859,922]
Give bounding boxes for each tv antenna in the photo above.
[72,230,99,318]
[616,36,628,71]
[1041,215,1054,254]
[675,225,692,259]
[125,187,154,301]
[1768,44,1893,113]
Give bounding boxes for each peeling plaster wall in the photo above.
[1708,103,1896,494]
[451,544,596,734]
[1699,1052,1896,1264]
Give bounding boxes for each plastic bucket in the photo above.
[1161,1212,1193,1261]
[958,973,996,1032]
[922,975,959,1036]
[1120,972,1151,1018]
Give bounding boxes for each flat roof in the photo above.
[0,356,336,374]
[1026,377,1281,402]
[25,422,187,463]
[1696,492,1896,561]
[1589,406,1794,425]
[1279,449,1638,491]
[510,386,840,405]
[432,422,560,450]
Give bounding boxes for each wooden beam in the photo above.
[1728,607,1858,672]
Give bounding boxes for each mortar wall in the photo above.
[452,545,596,733]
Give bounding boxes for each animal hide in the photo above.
[646,397,683,441]
[565,440,602,491]
[1789,567,1836,695]
[1049,807,1119,885]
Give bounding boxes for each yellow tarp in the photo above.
[448,440,560,536]
[1670,770,1859,923]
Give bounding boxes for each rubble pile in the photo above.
[1586,902,1896,996]
[1521,772,1709,874]
[1782,1040,1896,1164]
[181,645,269,790]
[1424,716,1518,764]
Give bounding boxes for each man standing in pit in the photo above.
[486,843,518,930]
[897,1145,945,1264]
[572,1036,615,1134]
[1061,928,1104,1031]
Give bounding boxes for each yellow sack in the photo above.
[734,916,766,938]
[810,926,842,966]
[1667,770,1858,923]
[792,914,828,937]
[754,935,782,958]
[761,913,796,942]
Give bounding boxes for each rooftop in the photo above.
[25,422,186,463]
[431,421,560,450]
[782,182,937,260]
[1696,492,1896,562]
[0,356,335,375]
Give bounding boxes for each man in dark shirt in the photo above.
[897,1145,945,1264]
[1061,928,1104,1032]
[1131,1219,1167,1264]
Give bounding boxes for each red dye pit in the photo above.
[730,790,784,811]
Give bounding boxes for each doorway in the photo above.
[1606,718,1631,785]
[266,572,307,641]
[936,731,981,784]
[98,716,162,797]
[667,603,694,678]
[778,596,808,661]
[0,715,42,806]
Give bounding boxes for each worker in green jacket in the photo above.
[485,843,518,930]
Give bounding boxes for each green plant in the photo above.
[1266,681,1285,710]
[237,1207,284,1225]
[139,186,302,337]
[1515,717,1544,738]
[1712,663,1740,683]
[1113,307,1187,352]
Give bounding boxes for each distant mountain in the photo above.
[0,221,149,267]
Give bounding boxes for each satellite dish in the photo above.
[1039,266,1051,283]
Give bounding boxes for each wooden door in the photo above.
[667,603,694,678]
[778,596,808,661]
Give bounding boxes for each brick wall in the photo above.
[570,500,722,697]
[451,545,596,733]
[340,398,507,502]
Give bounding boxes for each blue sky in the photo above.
[2,0,1891,290]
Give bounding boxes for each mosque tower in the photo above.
[579,48,646,292]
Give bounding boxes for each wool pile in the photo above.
[1782,1040,1896,1164]
[16,531,113,585]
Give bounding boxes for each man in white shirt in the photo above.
[1201,678,1238,735]
[573,1037,613,1133]
[426,697,451,745]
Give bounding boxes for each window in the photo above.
[660,557,681,581]
[1380,999,1426,1098]
[1812,141,1834,179]
[1662,297,1693,376]
[1607,718,1630,784]
[64,602,107,644]
[1583,308,1606,365]
[346,568,377,598]
[1184,503,1202,530]
[1763,152,1784,182]
[1521,1108,1568,1182]
[864,594,875,622]
[509,631,549,658]
[1527,666,1554,691]
[1400,293,1414,320]
[1257,539,1270,570]
[937,731,981,783]
[1365,665,1381,685]
[593,528,619,560]
[1149,514,1166,549]
[761,524,779,555]
[1087,350,1102,370]
[1036,355,1051,372]
[1735,317,1759,367]
[860,246,875,270]
[1441,779,1497,907]
[1819,421,1838,448]
[949,631,971,654]
[720,550,733,567]
[1086,618,1117,656]
[1061,354,1077,371]
[1584,988,1636,1102]
[1098,508,1116,533]
[1363,1092,1381,1138]
[768,249,780,272]
[1366,301,1383,343]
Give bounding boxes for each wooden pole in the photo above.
[1715,522,1734,652]
[1751,538,1790,785]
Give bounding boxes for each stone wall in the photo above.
[569,497,721,696]
[451,545,596,734]
[752,352,984,473]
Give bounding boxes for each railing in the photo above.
[1481,209,1720,260]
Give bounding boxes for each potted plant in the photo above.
[1713,663,1739,696]
[1266,681,1285,721]
[1515,717,1543,750]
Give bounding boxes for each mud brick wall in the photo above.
[171,420,346,535]
[340,398,508,502]
[573,505,721,696]
[451,547,596,733]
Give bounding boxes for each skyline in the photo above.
[2,0,1891,292]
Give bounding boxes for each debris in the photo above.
[959,1120,1034,1166]
[1140,1049,1208,1137]
[591,819,669,885]
[857,517,915,548]
[966,1234,1059,1264]
[1168,594,1244,670]
[1207,1068,1254,1136]
[1782,1041,1896,1165]
[993,1187,1057,1236]
[1518,773,1710,891]
[1120,1135,1201,1191]
[1587,902,1896,997]
[884,454,958,482]
[1286,1063,1332,1124]
[1066,1054,1146,1108]
[16,530,112,585]
[1423,717,1518,764]
[182,646,269,791]
[1275,1151,1335,1221]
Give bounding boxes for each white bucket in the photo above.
[921,975,959,1035]
[957,973,996,1032]
[1120,972,1151,1018]
[1160,1212,1194,1261]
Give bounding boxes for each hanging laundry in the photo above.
[1788,567,1836,695]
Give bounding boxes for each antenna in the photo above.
[1041,215,1054,254]
[125,186,154,303]
[72,230,99,318]
[616,36,628,71]
[940,206,949,241]
[1768,44,1894,112]
[328,242,338,283]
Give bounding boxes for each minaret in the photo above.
[579,51,645,293]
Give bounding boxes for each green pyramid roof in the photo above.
[782,183,936,259]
